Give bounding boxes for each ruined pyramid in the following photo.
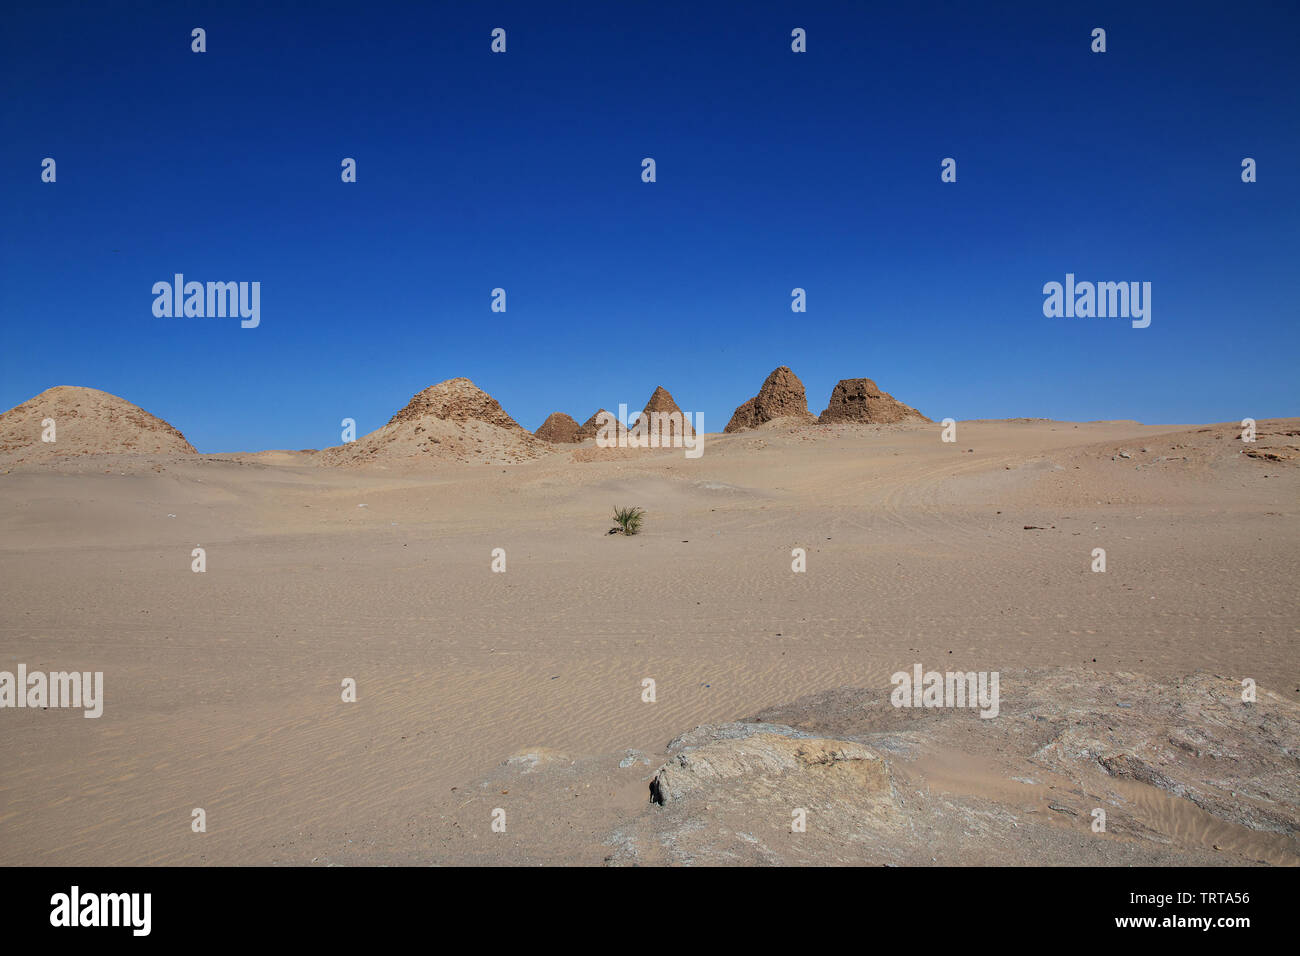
[535,412,582,443]
[318,377,547,466]
[633,385,694,441]
[724,366,817,432]
[0,385,197,461]
[817,378,930,424]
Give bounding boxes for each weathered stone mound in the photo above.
[534,412,581,443]
[634,386,694,440]
[817,378,930,424]
[387,377,526,431]
[317,377,547,466]
[0,386,196,460]
[725,366,816,433]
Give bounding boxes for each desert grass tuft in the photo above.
[610,506,645,535]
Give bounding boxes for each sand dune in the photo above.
[0,415,1295,865]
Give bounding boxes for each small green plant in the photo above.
[610,505,645,535]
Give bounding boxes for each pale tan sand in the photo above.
[0,418,1295,865]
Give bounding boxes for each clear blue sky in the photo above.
[2,1,1297,452]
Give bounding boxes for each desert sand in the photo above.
[0,379,1296,866]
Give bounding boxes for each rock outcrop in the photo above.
[650,723,892,806]
[619,669,1300,866]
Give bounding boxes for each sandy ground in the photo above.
[0,418,1296,865]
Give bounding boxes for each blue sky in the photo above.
[2,1,1297,452]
